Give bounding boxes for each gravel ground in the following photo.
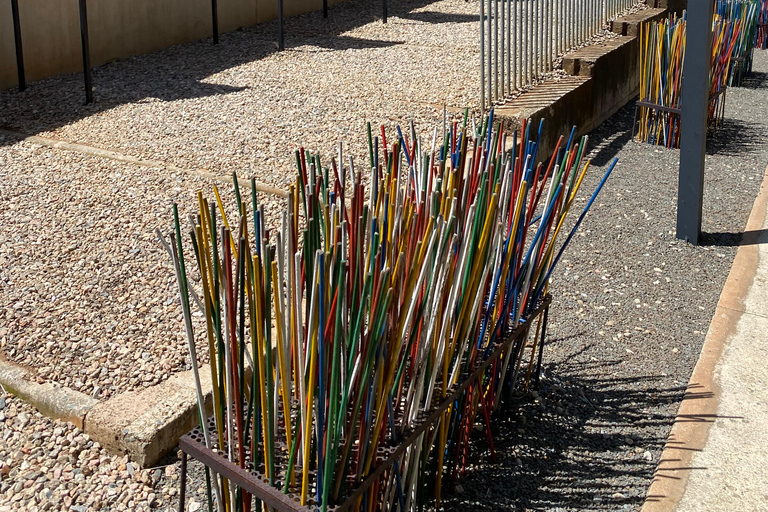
[0,392,180,511]
[0,0,642,400]
[0,0,481,191]
[0,135,284,398]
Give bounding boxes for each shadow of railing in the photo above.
[0,0,453,148]
[706,117,766,156]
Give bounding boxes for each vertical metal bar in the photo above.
[513,0,519,90]
[323,0,328,18]
[278,0,284,50]
[10,0,25,92]
[533,0,542,78]
[500,0,505,99]
[677,0,715,245]
[525,0,530,85]
[481,0,486,111]
[383,0,387,24]
[178,451,188,512]
[491,0,499,101]
[488,0,493,102]
[534,305,549,389]
[211,0,219,44]
[507,0,512,94]
[78,0,93,104]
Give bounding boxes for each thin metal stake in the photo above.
[78,0,93,104]
[10,0,25,92]
[211,0,219,44]
[278,0,284,50]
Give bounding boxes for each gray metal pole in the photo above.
[11,0,25,92]
[278,0,284,50]
[677,0,715,245]
[78,0,93,104]
[211,0,219,44]
[481,0,485,110]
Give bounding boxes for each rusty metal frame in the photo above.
[179,295,552,512]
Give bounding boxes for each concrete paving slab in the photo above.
[83,366,214,468]
[675,198,768,511]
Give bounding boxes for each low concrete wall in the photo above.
[496,8,666,162]
[0,0,345,91]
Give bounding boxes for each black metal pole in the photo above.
[211,0,219,44]
[383,0,388,24]
[78,0,93,104]
[676,0,714,245]
[10,0,26,92]
[323,0,328,18]
[278,0,284,50]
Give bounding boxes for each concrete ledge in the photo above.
[610,8,667,37]
[0,359,97,429]
[83,367,214,469]
[495,76,593,162]
[562,36,636,77]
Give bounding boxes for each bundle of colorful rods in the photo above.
[756,0,768,49]
[716,0,761,85]
[709,13,743,128]
[638,14,686,148]
[638,9,745,148]
[162,113,617,512]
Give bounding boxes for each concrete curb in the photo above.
[0,359,97,430]
[83,368,215,469]
[642,163,768,511]
[0,355,218,469]
[0,128,289,198]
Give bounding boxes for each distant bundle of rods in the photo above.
[638,13,686,148]
[637,8,749,148]
[163,112,617,512]
[758,0,768,49]
[716,0,761,84]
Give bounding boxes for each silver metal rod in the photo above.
[480,0,485,111]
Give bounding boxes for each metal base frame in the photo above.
[178,295,552,512]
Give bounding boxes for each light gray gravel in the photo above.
[0,135,284,399]
[0,0,481,191]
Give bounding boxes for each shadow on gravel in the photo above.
[739,70,768,90]
[403,11,478,24]
[700,228,768,247]
[0,0,441,148]
[706,118,765,156]
[439,361,687,511]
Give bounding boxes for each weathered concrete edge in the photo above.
[641,162,768,511]
[82,369,216,468]
[0,128,289,198]
[0,359,97,430]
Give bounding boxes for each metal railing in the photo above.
[480,0,639,110]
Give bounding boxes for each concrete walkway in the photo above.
[643,166,768,511]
